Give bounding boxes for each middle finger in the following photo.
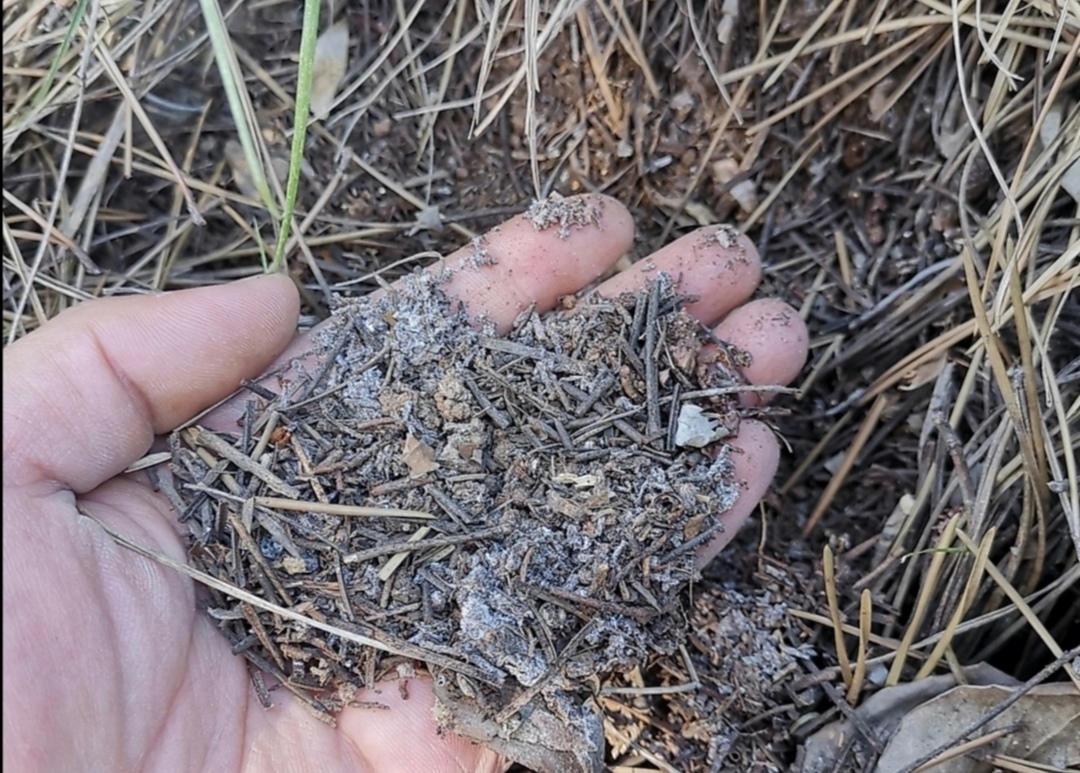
[592,224,762,326]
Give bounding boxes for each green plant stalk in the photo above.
[270,0,321,273]
[195,0,279,220]
[32,0,89,108]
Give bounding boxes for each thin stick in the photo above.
[81,506,498,685]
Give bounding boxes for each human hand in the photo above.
[2,195,807,773]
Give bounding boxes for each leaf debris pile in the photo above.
[171,270,750,770]
[603,581,817,770]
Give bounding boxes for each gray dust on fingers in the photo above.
[591,224,762,327]
[204,195,635,428]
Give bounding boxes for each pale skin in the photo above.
[2,196,808,773]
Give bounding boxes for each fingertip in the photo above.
[221,273,303,351]
[593,224,761,322]
[3,276,302,492]
[102,275,304,432]
[438,193,635,331]
[712,298,808,407]
[696,420,780,567]
[680,225,762,321]
[242,271,302,313]
[588,193,635,246]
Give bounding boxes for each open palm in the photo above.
[3,196,807,773]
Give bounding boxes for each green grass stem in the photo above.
[270,0,322,273]
[32,0,89,109]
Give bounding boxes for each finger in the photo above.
[208,194,634,421]
[710,298,809,406]
[592,224,761,325]
[2,274,299,493]
[336,678,504,773]
[439,194,634,332]
[696,420,779,567]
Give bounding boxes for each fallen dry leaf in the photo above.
[310,21,349,120]
[223,139,289,201]
[401,433,439,478]
[898,354,947,391]
[868,78,895,121]
[408,204,443,235]
[711,157,759,213]
[675,404,728,448]
[433,674,605,773]
[801,663,1017,773]
[1039,99,1080,204]
[875,682,1080,773]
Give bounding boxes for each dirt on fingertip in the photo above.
[525,192,604,239]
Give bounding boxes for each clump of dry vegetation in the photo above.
[169,269,751,773]
[3,0,1077,770]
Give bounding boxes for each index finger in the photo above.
[206,195,634,425]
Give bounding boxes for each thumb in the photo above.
[2,274,299,494]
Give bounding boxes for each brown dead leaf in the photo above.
[310,21,349,120]
[223,139,289,201]
[868,78,895,121]
[876,682,1080,773]
[801,664,1017,773]
[898,355,946,391]
[401,434,439,478]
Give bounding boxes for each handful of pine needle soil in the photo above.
[170,268,752,773]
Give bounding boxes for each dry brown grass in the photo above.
[3,0,1078,769]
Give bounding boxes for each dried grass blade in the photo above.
[803,394,888,536]
[377,525,432,582]
[914,528,995,679]
[29,0,88,108]
[91,32,204,226]
[845,589,872,705]
[887,514,961,686]
[255,496,435,520]
[82,508,495,684]
[953,530,1080,688]
[823,545,853,689]
[195,0,279,219]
